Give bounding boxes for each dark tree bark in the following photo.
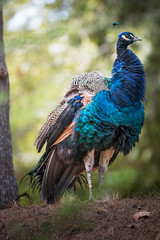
[0,4,18,209]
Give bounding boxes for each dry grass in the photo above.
[0,194,160,240]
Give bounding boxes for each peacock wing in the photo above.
[35,71,109,152]
[46,91,94,151]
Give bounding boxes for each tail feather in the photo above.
[41,148,82,203]
[22,147,87,203]
[53,166,78,197]
[68,174,88,191]
[20,150,50,188]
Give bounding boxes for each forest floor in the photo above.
[0,195,160,240]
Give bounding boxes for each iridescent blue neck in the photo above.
[110,49,146,107]
[116,38,128,56]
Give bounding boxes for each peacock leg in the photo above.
[84,149,94,200]
[99,148,115,187]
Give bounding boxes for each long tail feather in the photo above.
[41,148,81,203]
[21,146,87,203]
[20,149,52,190]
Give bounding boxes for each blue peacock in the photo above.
[23,31,146,203]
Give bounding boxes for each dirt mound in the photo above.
[0,197,160,240]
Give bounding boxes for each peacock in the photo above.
[24,31,146,203]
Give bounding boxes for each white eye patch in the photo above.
[121,35,130,41]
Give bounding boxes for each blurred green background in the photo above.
[3,0,160,203]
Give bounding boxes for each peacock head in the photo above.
[117,32,142,55]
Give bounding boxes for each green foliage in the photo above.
[7,221,23,240]
[33,194,93,240]
[54,193,92,230]
[18,180,42,207]
[2,0,160,201]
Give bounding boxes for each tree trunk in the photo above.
[0,4,18,209]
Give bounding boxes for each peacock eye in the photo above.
[125,34,130,38]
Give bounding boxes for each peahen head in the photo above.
[117,32,142,56]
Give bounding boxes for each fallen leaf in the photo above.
[97,207,107,214]
[133,211,150,221]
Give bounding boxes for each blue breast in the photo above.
[75,90,144,155]
[74,49,146,158]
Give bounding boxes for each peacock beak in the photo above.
[133,36,142,42]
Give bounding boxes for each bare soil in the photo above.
[0,197,160,240]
